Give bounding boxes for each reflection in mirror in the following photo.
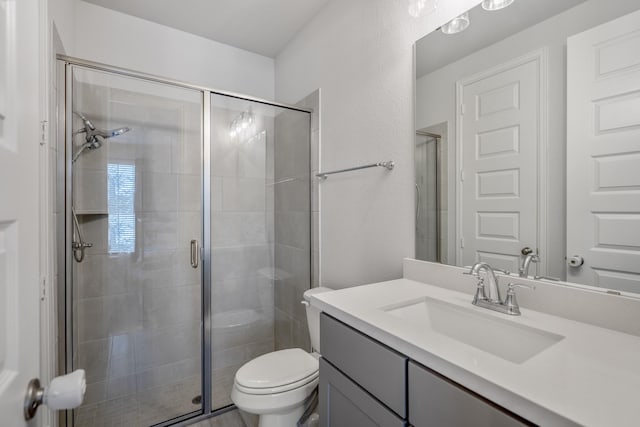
[415,0,640,294]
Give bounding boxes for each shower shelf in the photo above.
[73,210,108,216]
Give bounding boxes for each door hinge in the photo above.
[460,169,465,182]
[460,237,465,248]
[40,276,46,301]
[460,103,465,115]
[39,120,48,146]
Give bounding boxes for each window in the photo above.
[107,163,136,253]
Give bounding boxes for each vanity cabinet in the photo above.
[408,361,530,427]
[319,358,406,427]
[319,313,407,426]
[319,313,534,427]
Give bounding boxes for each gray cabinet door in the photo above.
[320,358,406,427]
[408,362,533,427]
[321,313,407,417]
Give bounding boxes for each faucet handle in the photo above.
[462,267,476,277]
[507,283,535,292]
[493,268,511,276]
[503,283,535,315]
[470,277,488,303]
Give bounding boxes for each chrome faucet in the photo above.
[468,262,501,303]
[519,253,539,277]
[464,262,534,316]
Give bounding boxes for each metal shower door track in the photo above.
[57,55,312,114]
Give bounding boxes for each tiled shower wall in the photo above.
[274,90,319,351]
[73,81,203,427]
[210,103,276,409]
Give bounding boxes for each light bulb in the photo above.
[408,0,427,17]
[441,12,469,34]
[481,0,515,11]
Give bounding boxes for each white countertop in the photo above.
[310,279,640,427]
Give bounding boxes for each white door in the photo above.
[567,9,640,291]
[457,51,544,274]
[0,0,43,425]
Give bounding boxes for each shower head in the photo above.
[72,112,131,162]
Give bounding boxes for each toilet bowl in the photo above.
[231,287,333,427]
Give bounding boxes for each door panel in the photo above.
[458,53,543,273]
[0,0,41,424]
[567,9,640,291]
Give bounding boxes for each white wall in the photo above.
[49,0,76,54]
[415,0,639,280]
[74,1,275,100]
[275,0,480,288]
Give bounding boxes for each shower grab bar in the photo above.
[316,161,394,180]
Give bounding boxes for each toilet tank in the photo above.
[303,287,334,353]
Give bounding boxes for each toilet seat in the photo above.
[235,370,318,395]
[234,348,319,395]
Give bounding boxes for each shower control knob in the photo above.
[567,255,584,268]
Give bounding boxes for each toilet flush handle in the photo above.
[301,300,309,307]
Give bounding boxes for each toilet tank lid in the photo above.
[303,286,333,302]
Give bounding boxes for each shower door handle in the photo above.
[190,239,199,268]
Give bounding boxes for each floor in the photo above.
[189,410,247,427]
[75,375,202,427]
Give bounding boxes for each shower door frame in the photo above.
[56,55,312,427]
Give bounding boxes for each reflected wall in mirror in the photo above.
[415,0,640,294]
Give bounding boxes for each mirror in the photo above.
[414,0,640,295]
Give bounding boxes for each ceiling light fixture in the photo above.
[440,12,469,35]
[481,0,515,11]
[408,0,436,18]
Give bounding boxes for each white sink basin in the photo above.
[383,297,564,364]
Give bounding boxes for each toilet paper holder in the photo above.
[24,369,86,420]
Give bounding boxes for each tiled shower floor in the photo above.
[189,410,246,427]
[75,375,201,427]
[75,375,245,427]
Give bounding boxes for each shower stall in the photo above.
[414,130,446,263]
[57,57,312,427]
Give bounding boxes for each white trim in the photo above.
[455,48,549,273]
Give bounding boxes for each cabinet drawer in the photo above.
[408,361,533,427]
[320,313,407,417]
[320,358,406,427]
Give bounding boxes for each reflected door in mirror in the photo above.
[566,9,640,291]
[458,53,543,274]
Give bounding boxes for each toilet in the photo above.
[231,287,333,427]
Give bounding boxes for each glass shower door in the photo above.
[209,93,312,411]
[69,66,204,427]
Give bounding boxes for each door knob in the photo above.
[24,369,86,420]
[567,255,584,268]
[521,247,534,256]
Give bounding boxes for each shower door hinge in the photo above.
[460,237,465,248]
[460,104,465,115]
[39,120,48,146]
[460,169,465,182]
[40,276,47,301]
